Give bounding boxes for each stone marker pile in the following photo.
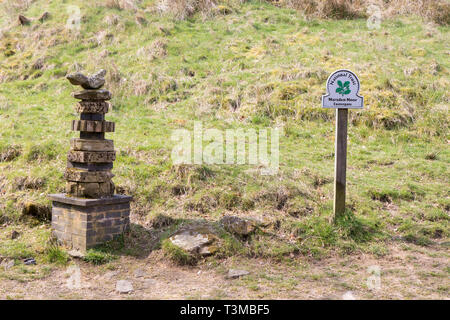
[49,70,132,252]
[64,70,116,198]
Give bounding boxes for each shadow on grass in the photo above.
[84,223,162,264]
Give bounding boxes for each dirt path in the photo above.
[1,243,448,300]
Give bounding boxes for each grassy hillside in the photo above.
[0,0,448,291]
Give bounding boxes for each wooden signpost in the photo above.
[322,70,363,219]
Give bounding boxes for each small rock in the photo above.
[18,15,31,26]
[68,249,85,258]
[220,216,258,236]
[226,269,249,279]
[23,258,36,265]
[169,225,218,257]
[73,89,112,101]
[10,230,20,240]
[67,69,106,90]
[116,280,133,294]
[134,268,145,278]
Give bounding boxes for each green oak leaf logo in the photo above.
[336,80,351,96]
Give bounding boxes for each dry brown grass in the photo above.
[279,0,450,24]
[0,145,21,162]
[156,0,221,20]
[284,0,366,19]
[104,0,138,11]
[423,0,450,25]
[0,0,34,16]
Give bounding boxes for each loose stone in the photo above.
[116,280,133,294]
[226,269,250,279]
[66,69,106,89]
[169,225,218,257]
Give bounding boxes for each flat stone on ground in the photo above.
[116,280,133,293]
[226,269,250,279]
[169,225,218,256]
[68,249,85,258]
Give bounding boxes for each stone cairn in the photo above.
[64,69,116,198]
[49,70,132,252]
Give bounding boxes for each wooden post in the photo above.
[334,108,348,219]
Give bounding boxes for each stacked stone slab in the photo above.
[65,88,116,198]
[49,70,132,252]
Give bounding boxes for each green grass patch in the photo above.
[83,249,116,265]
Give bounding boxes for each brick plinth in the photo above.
[49,193,132,251]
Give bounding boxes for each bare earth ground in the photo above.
[1,242,448,300]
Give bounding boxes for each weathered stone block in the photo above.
[66,180,115,198]
[67,161,113,171]
[64,168,114,183]
[80,132,105,140]
[70,138,114,152]
[67,150,116,163]
[73,89,112,101]
[80,113,104,121]
[71,120,115,132]
[75,101,110,114]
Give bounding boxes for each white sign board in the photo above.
[322,69,363,109]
